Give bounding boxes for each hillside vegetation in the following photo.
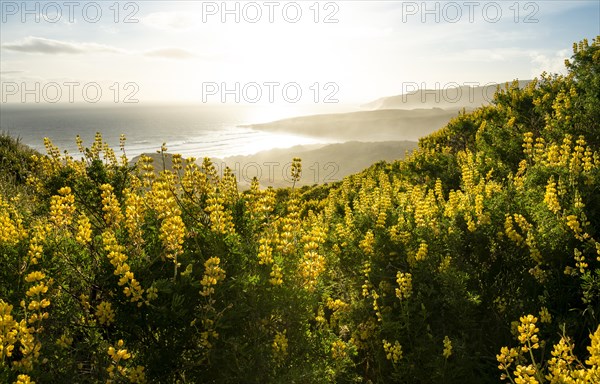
[1,37,600,383]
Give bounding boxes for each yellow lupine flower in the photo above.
[96,301,116,326]
[49,186,76,227]
[100,184,123,227]
[159,214,185,261]
[272,330,288,359]
[518,315,540,352]
[269,264,283,286]
[24,271,45,283]
[383,339,402,363]
[257,237,274,265]
[395,272,412,300]
[415,241,428,261]
[75,214,92,245]
[497,346,519,371]
[331,340,347,360]
[200,257,226,297]
[539,307,552,324]
[14,374,35,384]
[55,333,73,349]
[359,230,375,256]
[443,336,453,359]
[514,364,539,384]
[586,325,600,366]
[0,300,19,360]
[0,195,28,245]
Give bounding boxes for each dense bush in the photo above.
[1,37,599,383]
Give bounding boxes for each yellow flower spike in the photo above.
[269,264,283,286]
[99,184,123,227]
[14,374,35,384]
[395,272,412,300]
[24,271,46,283]
[586,325,600,367]
[359,230,375,256]
[257,237,274,265]
[96,301,116,326]
[517,315,540,352]
[272,330,288,360]
[75,214,92,245]
[443,336,453,359]
[415,241,428,261]
[200,257,226,297]
[383,339,403,363]
[331,340,347,360]
[539,307,551,324]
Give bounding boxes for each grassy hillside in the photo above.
[244,108,458,141]
[221,140,417,188]
[362,80,531,110]
[1,37,599,383]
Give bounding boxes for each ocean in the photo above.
[0,103,353,160]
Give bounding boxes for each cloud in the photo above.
[144,48,196,60]
[1,36,198,62]
[441,48,527,63]
[1,36,123,55]
[143,11,196,31]
[530,49,570,76]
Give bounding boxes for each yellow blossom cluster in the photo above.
[123,188,145,246]
[514,364,538,384]
[49,186,76,227]
[269,264,283,286]
[55,332,73,349]
[543,177,561,214]
[383,340,402,363]
[200,257,226,297]
[246,179,276,223]
[539,307,552,324]
[443,336,453,359]
[1,300,18,360]
[299,224,327,291]
[0,195,27,245]
[24,271,50,327]
[107,339,147,384]
[359,230,375,256]
[566,215,589,241]
[159,214,186,263]
[96,301,116,326]
[26,223,49,265]
[290,157,302,186]
[395,272,412,301]
[218,167,239,205]
[257,237,274,265]
[205,194,235,235]
[102,230,144,305]
[147,179,186,263]
[326,298,349,327]
[331,339,347,360]
[497,346,519,372]
[277,196,301,255]
[415,241,428,262]
[574,248,588,274]
[272,330,288,361]
[100,184,123,227]
[518,315,540,353]
[75,214,92,245]
[14,374,35,384]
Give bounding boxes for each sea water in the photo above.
[0,103,351,159]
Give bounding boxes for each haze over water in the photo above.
[0,103,354,159]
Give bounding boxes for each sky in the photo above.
[1,0,599,108]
